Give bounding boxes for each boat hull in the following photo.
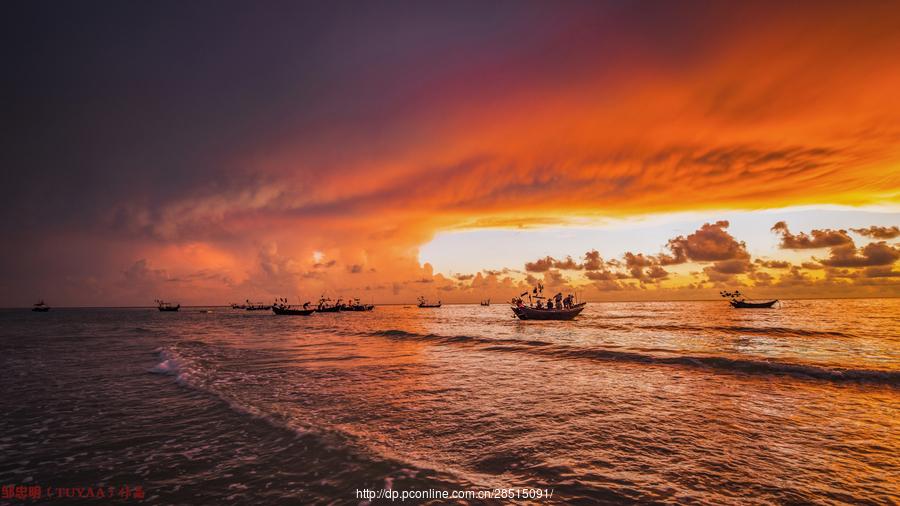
[730,300,778,309]
[32,307,50,312]
[512,303,586,320]
[158,305,180,312]
[316,306,342,312]
[273,307,315,316]
[418,304,441,308]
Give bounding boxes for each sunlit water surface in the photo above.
[1,300,898,504]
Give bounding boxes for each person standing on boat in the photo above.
[555,293,563,309]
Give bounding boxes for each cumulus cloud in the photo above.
[819,241,900,268]
[664,220,750,263]
[755,259,791,268]
[771,222,853,249]
[850,225,900,239]
[524,256,583,272]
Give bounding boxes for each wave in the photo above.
[637,324,853,339]
[149,347,313,433]
[365,330,898,386]
[146,347,479,491]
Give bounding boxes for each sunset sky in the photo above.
[3,0,900,306]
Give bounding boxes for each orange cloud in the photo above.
[6,2,900,306]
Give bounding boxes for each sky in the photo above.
[2,0,899,306]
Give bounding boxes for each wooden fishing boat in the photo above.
[155,299,180,312]
[510,284,584,320]
[272,298,314,315]
[344,298,374,311]
[316,297,342,312]
[417,297,441,308]
[512,302,586,320]
[32,300,50,312]
[480,299,490,306]
[272,306,315,315]
[730,299,778,309]
[721,290,778,309]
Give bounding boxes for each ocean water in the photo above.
[0,300,898,505]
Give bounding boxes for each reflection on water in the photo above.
[0,299,898,504]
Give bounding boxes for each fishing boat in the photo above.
[730,299,778,308]
[230,303,246,309]
[510,284,585,320]
[316,296,342,312]
[244,299,271,311]
[480,298,491,306]
[417,296,441,308]
[272,298,315,316]
[155,299,180,312]
[344,298,375,311]
[512,302,586,320]
[32,300,50,312]
[720,290,778,309]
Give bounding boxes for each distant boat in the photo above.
[316,296,342,312]
[730,299,778,309]
[417,296,441,308]
[480,298,490,306]
[32,300,50,312]
[230,303,246,309]
[244,299,271,311]
[155,299,180,312]
[272,298,314,316]
[720,290,778,309]
[344,298,375,311]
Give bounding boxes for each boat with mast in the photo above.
[244,299,272,311]
[272,298,315,316]
[511,284,585,320]
[344,298,375,311]
[720,290,778,308]
[155,299,180,312]
[417,296,441,308]
[316,296,342,312]
[32,300,50,312]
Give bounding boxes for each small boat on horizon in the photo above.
[344,298,375,311]
[721,290,778,309]
[155,299,180,312]
[480,298,490,306]
[417,296,441,308]
[32,300,50,312]
[244,299,272,311]
[272,298,315,316]
[316,296,342,312]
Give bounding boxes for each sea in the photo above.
[1,300,898,505]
